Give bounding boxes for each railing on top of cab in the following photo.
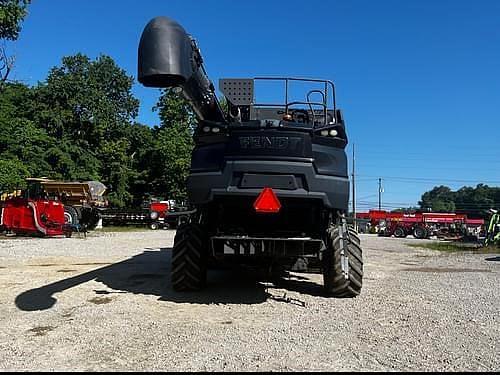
[252,77,337,127]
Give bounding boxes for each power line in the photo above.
[356,174,500,185]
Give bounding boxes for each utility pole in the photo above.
[352,143,356,230]
[378,178,383,210]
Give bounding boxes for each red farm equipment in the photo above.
[0,179,69,237]
[355,210,484,240]
[99,199,193,230]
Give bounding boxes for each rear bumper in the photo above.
[187,160,349,211]
[210,235,324,272]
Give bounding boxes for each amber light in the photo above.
[253,187,281,213]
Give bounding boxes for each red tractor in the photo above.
[0,178,69,237]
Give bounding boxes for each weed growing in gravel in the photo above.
[408,242,499,254]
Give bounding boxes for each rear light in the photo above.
[198,124,225,135]
[253,187,281,213]
[315,125,344,139]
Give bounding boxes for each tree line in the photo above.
[0,54,194,207]
[418,185,500,217]
[0,1,197,207]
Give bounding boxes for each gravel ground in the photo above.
[0,230,498,371]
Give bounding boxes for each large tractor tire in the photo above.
[323,224,363,298]
[171,223,208,291]
[413,226,427,239]
[348,226,361,245]
[63,206,79,226]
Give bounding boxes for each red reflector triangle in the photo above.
[254,187,281,213]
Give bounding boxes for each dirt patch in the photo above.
[73,263,113,266]
[88,296,114,305]
[28,326,55,337]
[399,261,422,266]
[30,264,59,267]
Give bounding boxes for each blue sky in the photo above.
[10,0,500,210]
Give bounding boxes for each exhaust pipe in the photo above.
[138,16,226,123]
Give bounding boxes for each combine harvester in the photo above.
[138,16,363,296]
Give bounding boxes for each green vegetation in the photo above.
[0,1,31,83]
[419,185,500,215]
[408,241,499,254]
[0,0,29,40]
[0,54,195,206]
[0,1,195,206]
[393,185,500,217]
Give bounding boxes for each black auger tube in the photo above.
[138,16,226,123]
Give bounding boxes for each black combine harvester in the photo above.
[138,17,363,297]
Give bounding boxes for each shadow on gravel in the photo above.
[16,248,324,311]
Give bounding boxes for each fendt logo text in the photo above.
[239,136,301,150]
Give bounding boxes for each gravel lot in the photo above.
[0,230,498,371]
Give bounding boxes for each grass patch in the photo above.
[408,241,499,254]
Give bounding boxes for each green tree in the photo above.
[0,82,54,177]
[149,90,195,201]
[454,184,497,214]
[419,185,456,212]
[419,184,500,216]
[0,0,30,40]
[31,53,140,206]
[126,122,156,206]
[0,157,28,193]
[0,0,31,82]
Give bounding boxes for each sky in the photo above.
[9,0,500,210]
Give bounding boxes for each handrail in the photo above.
[252,77,337,125]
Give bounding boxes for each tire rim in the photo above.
[64,212,73,225]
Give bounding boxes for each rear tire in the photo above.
[171,223,208,291]
[348,226,361,245]
[323,225,363,297]
[413,226,427,239]
[80,207,100,230]
[64,206,79,225]
[394,227,406,238]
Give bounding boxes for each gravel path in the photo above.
[0,231,498,371]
